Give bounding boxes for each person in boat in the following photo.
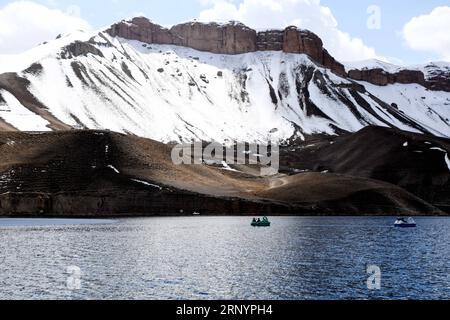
[257,218,261,223]
[252,218,257,224]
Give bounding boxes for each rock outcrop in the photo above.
[107,18,257,54]
[107,17,174,45]
[105,17,450,87]
[256,30,283,51]
[348,68,426,86]
[426,73,450,92]
[347,67,450,92]
[279,27,346,77]
[423,64,450,92]
[170,21,257,54]
[60,41,104,59]
[283,28,323,58]
[105,18,345,76]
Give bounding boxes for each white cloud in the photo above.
[197,0,384,62]
[402,6,450,61]
[0,1,91,54]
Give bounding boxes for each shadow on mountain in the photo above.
[0,128,445,216]
[280,126,450,212]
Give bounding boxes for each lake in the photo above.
[0,216,449,300]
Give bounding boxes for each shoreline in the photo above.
[1,213,449,219]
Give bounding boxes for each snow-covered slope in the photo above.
[1,32,450,142]
[344,59,405,73]
[0,31,92,74]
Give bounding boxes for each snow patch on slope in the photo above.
[131,179,163,190]
[0,90,51,131]
[430,147,450,171]
[357,82,450,137]
[107,165,120,174]
[308,82,364,132]
[0,31,94,74]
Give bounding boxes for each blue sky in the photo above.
[1,0,449,65]
[321,0,449,64]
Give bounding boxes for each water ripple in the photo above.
[0,216,449,300]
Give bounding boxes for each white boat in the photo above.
[193,212,201,216]
[394,217,417,228]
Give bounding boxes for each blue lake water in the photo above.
[0,216,449,300]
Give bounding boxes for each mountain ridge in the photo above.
[1,17,450,216]
[0,16,450,143]
[106,17,347,77]
[105,17,450,91]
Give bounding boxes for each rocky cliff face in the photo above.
[256,30,283,51]
[107,17,174,45]
[170,21,257,55]
[107,18,257,55]
[347,67,450,92]
[347,68,426,87]
[423,64,450,92]
[282,27,346,77]
[106,18,345,76]
[105,17,450,89]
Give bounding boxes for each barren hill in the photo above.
[0,129,443,216]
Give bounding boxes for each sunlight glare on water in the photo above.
[0,217,449,300]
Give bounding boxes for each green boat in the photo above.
[251,217,271,227]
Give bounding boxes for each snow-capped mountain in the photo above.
[1,17,450,143]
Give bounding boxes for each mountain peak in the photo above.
[1,15,450,143]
